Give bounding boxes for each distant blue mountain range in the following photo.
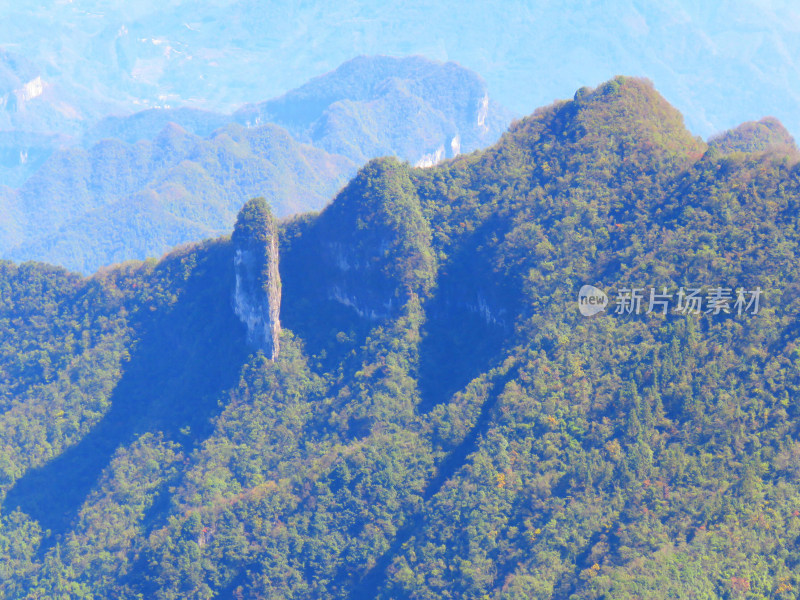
[1,0,797,141]
[0,56,511,274]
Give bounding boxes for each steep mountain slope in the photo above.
[2,76,800,598]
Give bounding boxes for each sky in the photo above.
[1,0,800,139]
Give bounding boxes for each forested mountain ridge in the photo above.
[709,116,798,155]
[0,122,355,274]
[233,55,510,166]
[0,56,510,275]
[1,76,800,598]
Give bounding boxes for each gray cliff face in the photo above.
[232,198,281,359]
[322,240,397,320]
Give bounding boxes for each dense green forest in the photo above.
[1,76,800,598]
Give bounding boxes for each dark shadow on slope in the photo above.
[417,284,508,413]
[345,365,518,600]
[278,217,371,374]
[2,242,251,540]
[281,295,372,375]
[417,233,515,413]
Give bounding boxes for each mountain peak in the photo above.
[233,55,512,166]
[152,121,196,153]
[232,198,281,359]
[500,76,705,218]
[708,116,798,155]
[513,76,704,159]
[568,76,702,153]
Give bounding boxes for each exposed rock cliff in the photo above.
[232,197,281,358]
[313,157,436,320]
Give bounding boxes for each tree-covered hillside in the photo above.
[1,76,800,599]
[1,122,354,275]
